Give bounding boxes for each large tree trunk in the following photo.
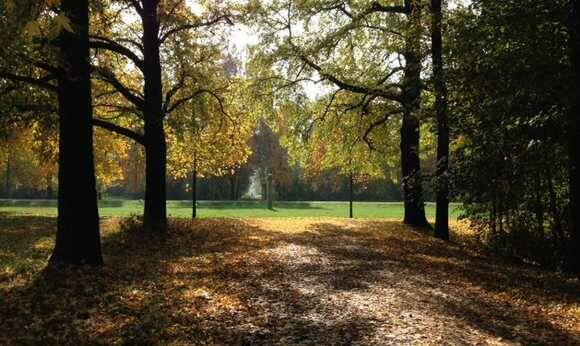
[431,0,450,239]
[569,0,580,275]
[143,126,167,232]
[142,0,167,232]
[50,0,102,266]
[400,0,429,228]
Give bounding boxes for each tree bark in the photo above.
[401,0,430,228]
[50,0,102,266]
[431,0,450,239]
[142,0,167,232]
[230,173,238,200]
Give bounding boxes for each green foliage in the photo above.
[447,0,573,268]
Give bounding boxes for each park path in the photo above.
[1,217,579,344]
[174,219,580,345]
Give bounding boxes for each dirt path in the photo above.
[1,217,579,345]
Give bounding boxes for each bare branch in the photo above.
[92,66,145,109]
[159,15,233,44]
[90,36,144,72]
[319,88,342,122]
[165,88,224,115]
[363,110,401,149]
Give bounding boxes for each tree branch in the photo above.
[0,71,58,92]
[92,118,145,145]
[293,48,402,101]
[90,36,144,72]
[92,66,145,109]
[159,15,233,44]
[363,110,401,149]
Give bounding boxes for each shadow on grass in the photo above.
[0,199,57,207]
[98,200,125,208]
[0,217,578,344]
[0,216,56,276]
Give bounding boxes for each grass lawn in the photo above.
[0,199,463,219]
[0,216,578,344]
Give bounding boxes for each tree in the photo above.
[248,119,292,208]
[50,0,102,265]
[278,91,401,217]
[250,0,431,227]
[431,0,449,239]
[167,78,253,218]
[89,0,234,232]
[0,0,103,265]
[400,0,430,228]
[448,0,573,267]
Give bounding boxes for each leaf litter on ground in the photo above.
[0,216,579,345]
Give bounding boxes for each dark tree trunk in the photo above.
[142,0,167,232]
[431,0,450,239]
[192,170,197,219]
[50,0,102,266]
[400,113,429,227]
[230,173,238,200]
[349,172,354,218]
[569,0,580,275]
[143,121,167,232]
[401,0,430,228]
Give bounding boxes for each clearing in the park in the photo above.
[2,0,580,344]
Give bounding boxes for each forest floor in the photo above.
[1,216,579,345]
